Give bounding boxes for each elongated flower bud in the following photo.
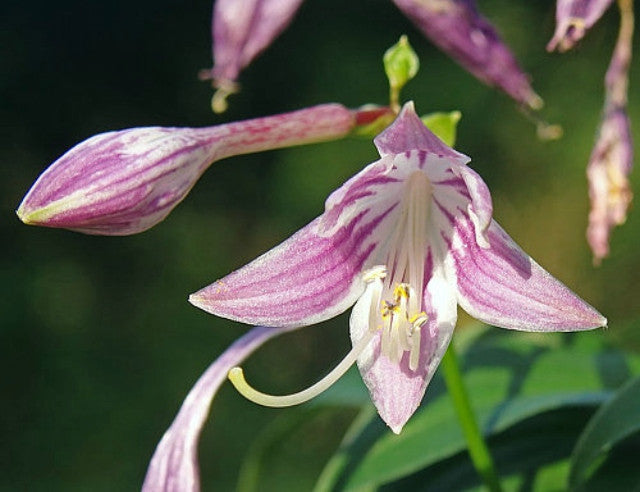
[547,0,614,52]
[586,0,634,263]
[199,0,304,112]
[587,108,633,263]
[391,0,542,110]
[17,104,356,235]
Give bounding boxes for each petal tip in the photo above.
[389,423,404,435]
[15,205,31,225]
[188,292,205,309]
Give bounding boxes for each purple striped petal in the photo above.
[392,0,542,110]
[449,162,493,246]
[374,102,469,162]
[143,326,289,492]
[547,0,614,52]
[450,216,607,331]
[17,104,355,235]
[349,256,457,433]
[190,214,382,328]
[201,0,304,87]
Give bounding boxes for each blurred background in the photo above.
[2,0,639,489]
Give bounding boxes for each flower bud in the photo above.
[392,0,542,110]
[587,107,633,264]
[547,0,614,52]
[200,0,305,112]
[585,0,633,263]
[17,104,355,235]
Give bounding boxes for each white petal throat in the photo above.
[362,170,432,370]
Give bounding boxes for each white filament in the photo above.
[374,170,431,370]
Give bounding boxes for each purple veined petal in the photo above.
[374,102,470,163]
[202,0,304,85]
[547,0,615,52]
[321,102,468,238]
[189,211,388,328]
[350,255,457,433]
[448,161,493,247]
[318,155,406,239]
[449,216,607,331]
[391,0,542,110]
[17,104,355,236]
[142,325,291,492]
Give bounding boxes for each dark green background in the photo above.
[2,0,639,489]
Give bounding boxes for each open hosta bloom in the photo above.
[144,102,605,490]
[391,0,542,110]
[547,0,614,52]
[16,104,357,235]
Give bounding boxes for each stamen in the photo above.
[228,329,375,408]
[364,266,386,333]
[408,313,428,371]
[369,171,431,371]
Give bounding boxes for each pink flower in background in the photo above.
[391,0,542,110]
[587,107,633,262]
[200,0,304,112]
[16,104,356,235]
[586,0,634,263]
[143,102,605,491]
[547,0,614,52]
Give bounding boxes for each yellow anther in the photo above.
[381,300,399,318]
[393,283,410,301]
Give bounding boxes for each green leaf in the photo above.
[569,374,640,488]
[313,405,378,492]
[315,329,640,491]
[421,111,462,147]
[237,407,358,492]
[383,406,595,491]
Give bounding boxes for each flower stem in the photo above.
[440,343,503,492]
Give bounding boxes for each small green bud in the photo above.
[384,35,419,111]
[421,111,462,147]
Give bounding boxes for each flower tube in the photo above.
[17,104,360,235]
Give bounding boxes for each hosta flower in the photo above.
[547,0,614,52]
[391,0,542,110]
[16,104,358,235]
[587,107,633,262]
[144,102,605,491]
[200,0,304,112]
[586,0,633,263]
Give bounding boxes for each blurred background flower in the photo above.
[2,0,639,489]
